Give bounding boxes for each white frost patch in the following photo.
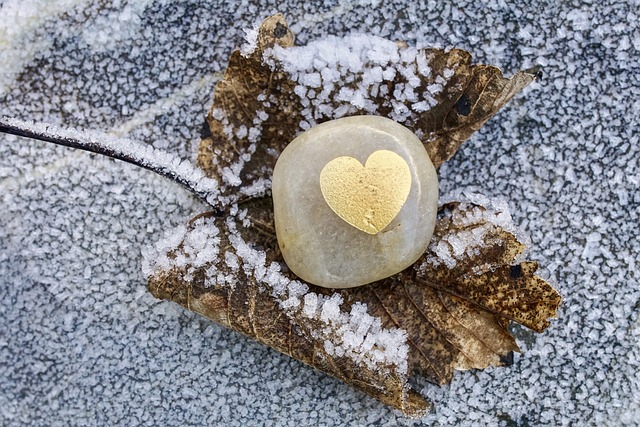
[224,216,409,376]
[265,33,452,127]
[424,191,530,269]
[141,216,221,285]
[240,21,260,57]
[142,203,409,375]
[213,104,268,189]
[440,190,529,244]
[238,177,271,198]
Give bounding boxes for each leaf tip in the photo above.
[256,13,295,53]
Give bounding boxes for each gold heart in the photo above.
[319,150,412,235]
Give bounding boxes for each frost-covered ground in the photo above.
[0,1,638,426]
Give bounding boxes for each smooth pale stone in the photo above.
[272,116,439,289]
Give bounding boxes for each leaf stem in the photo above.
[0,116,220,207]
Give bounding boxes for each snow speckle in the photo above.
[2,117,221,206]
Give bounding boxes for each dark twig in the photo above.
[0,116,220,207]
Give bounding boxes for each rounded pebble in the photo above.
[272,116,439,288]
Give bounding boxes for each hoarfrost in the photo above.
[264,33,451,128]
[141,216,221,285]
[221,215,410,376]
[424,191,530,270]
[2,117,221,206]
[239,22,260,57]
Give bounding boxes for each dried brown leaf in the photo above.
[147,197,560,416]
[146,14,559,417]
[198,14,540,196]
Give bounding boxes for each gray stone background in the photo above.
[0,1,638,425]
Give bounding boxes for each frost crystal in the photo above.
[424,191,529,270]
[2,117,221,206]
[142,217,221,285]
[223,216,410,376]
[240,22,260,57]
[265,33,451,128]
